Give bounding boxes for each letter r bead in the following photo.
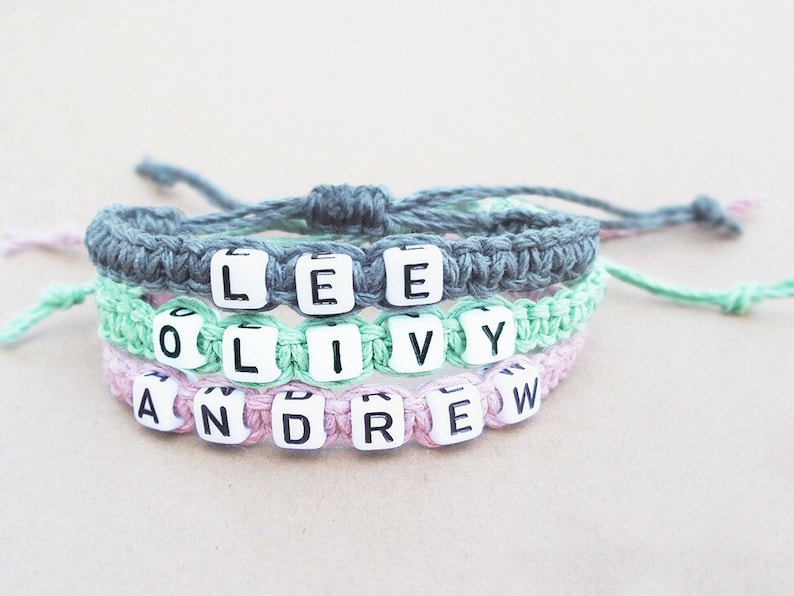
[350,392,405,451]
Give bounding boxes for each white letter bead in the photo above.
[271,391,327,450]
[492,362,542,424]
[295,252,355,316]
[305,323,363,382]
[193,387,251,445]
[459,305,516,365]
[425,383,484,446]
[383,244,444,306]
[386,313,445,373]
[350,392,406,451]
[132,372,184,431]
[210,248,270,310]
[152,307,209,370]
[221,324,281,384]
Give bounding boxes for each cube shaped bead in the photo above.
[492,362,542,424]
[210,248,270,310]
[271,390,327,450]
[350,392,406,451]
[295,252,356,316]
[459,305,516,365]
[425,383,484,446]
[221,323,281,384]
[383,244,444,306]
[193,386,251,445]
[132,372,184,431]
[386,313,445,373]
[305,323,363,383]
[152,307,209,370]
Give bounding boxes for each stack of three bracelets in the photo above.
[83,163,619,451]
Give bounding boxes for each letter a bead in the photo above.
[350,392,406,451]
[152,307,209,370]
[193,387,251,445]
[383,244,444,306]
[492,362,542,424]
[295,253,355,316]
[210,248,270,310]
[132,372,184,431]
[425,383,484,446]
[459,305,516,365]
[271,391,327,450]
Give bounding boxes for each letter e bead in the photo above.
[425,383,484,446]
[295,252,355,316]
[383,244,443,306]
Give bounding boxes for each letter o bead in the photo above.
[350,392,406,451]
[271,391,327,450]
[152,307,210,370]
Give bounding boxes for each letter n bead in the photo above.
[492,362,542,424]
[193,387,251,445]
[271,391,327,450]
[425,383,484,446]
[210,248,270,310]
[132,372,184,431]
[152,307,209,370]
[350,392,406,451]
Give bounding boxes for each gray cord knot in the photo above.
[691,195,742,237]
[304,185,395,236]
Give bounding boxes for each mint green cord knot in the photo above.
[0,281,96,345]
[723,283,766,315]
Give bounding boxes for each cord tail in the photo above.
[0,281,96,345]
[603,259,794,315]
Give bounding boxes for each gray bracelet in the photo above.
[84,161,740,316]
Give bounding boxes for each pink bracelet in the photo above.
[102,331,586,450]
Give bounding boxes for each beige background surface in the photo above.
[1,1,793,594]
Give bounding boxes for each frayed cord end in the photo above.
[135,159,180,187]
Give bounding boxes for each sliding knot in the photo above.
[304,185,394,236]
[691,195,742,237]
[722,282,765,315]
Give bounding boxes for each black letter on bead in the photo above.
[222,264,250,302]
[137,389,160,424]
[364,412,394,444]
[200,405,230,437]
[481,321,505,357]
[448,399,472,435]
[513,378,539,414]
[332,340,342,374]
[403,263,430,300]
[159,325,181,358]
[310,268,337,306]
[283,414,310,444]
[284,391,313,400]
[408,331,434,366]
[233,337,259,374]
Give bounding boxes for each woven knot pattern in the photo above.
[305,185,394,236]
